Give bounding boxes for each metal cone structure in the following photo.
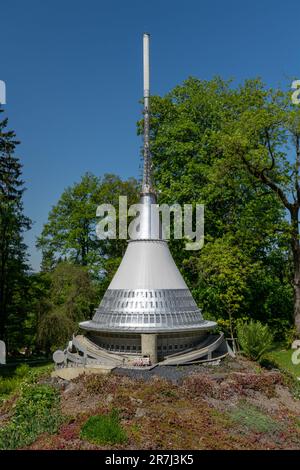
[54,34,228,369]
[78,33,219,364]
[80,194,215,337]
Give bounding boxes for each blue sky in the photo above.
[1,0,299,270]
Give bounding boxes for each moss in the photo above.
[80,409,127,446]
[229,401,282,434]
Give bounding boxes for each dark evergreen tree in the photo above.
[0,107,31,347]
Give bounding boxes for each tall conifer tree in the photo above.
[0,107,31,345]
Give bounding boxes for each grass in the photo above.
[0,382,63,450]
[80,409,128,446]
[0,358,51,376]
[0,364,31,398]
[0,362,53,400]
[0,363,62,450]
[265,349,300,379]
[229,401,282,434]
[260,348,300,399]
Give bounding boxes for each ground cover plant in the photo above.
[80,409,127,445]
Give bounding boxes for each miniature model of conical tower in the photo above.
[78,34,219,364]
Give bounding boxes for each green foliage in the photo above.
[0,363,53,400]
[19,272,52,352]
[213,80,300,333]
[0,383,63,449]
[215,317,249,339]
[37,262,97,352]
[0,108,31,347]
[264,349,300,380]
[276,368,300,401]
[0,364,32,397]
[236,320,274,361]
[80,409,127,445]
[197,236,257,336]
[230,401,281,433]
[14,364,30,378]
[33,174,139,353]
[4,76,299,353]
[0,377,19,396]
[141,77,293,337]
[37,310,75,352]
[283,327,298,349]
[25,363,54,382]
[37,173,138,274]
[49,262,96,318]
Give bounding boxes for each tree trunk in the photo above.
[294,272,300,335]
[290,208,300,335]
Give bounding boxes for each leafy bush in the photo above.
[25,363,54,383]
[216,316,249,338]
[0,377,19,396]
[283,327,298,349]
[14,364,30,378]
[80,409,127,445]
[0,383,63,449]
[0,364,53,399]
[236,320,273,361]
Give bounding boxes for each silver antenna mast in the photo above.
[142,33,154,194]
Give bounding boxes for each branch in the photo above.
[261,129,275,177]
[240,153,292,211]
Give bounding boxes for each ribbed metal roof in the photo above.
[80,286,216,333]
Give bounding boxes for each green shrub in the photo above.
[14,364,30,378]
[236,320,273,361]
[0,383,63,449]
[283,327,298,349]
[0,377,19,396]
[80,409,127,445]
[0,364,30,398]
[0,364,53,399]
[25,364,54,384]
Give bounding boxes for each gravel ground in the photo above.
[113,363,221,383]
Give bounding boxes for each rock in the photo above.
[106,394,114,403]
[63,382,76,395]
[209,373,227,381]
[39,376,68,390]
[0,340,6,365]
[130,397,143,404]
[228,361,244,370]
[135,407,147,418]
[291,340,300,350]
